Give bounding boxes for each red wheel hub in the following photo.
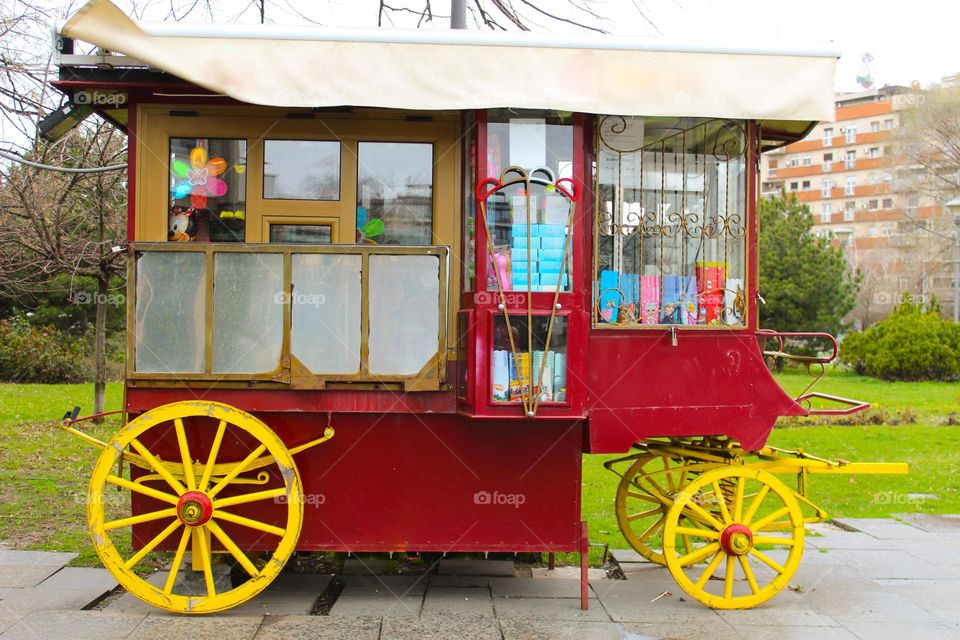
[177,491,213,526]
[720,523,753,556]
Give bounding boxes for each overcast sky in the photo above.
[84,0,957,93]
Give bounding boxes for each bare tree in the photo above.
[1,2,126,415]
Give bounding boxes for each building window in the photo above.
[823,127,833,145]
[823,152,832,172]
[868,147,880,158]
[884,119,895,129]
[868,199,878,210]
[822,179,833,198]
[844,201,855,221]
[883,198,893,210]
[845,177,856,196]
[845,125,857,144]
[845,150,856,169]
[907,196,919,215]
[802,156,812,166]
[802,180,811,190]
[787,158,799,167]
[871,121,880,132]
[883,173,893,183]
[821,203,832,223]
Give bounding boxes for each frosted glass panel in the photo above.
[368,254,440,375]
[291,254,361,374]
[135,252,206,373]
[212,253,283,373]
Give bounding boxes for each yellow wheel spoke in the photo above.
[207,444,267,500]
[675,526,720,540]
[213,487,288,510]
[104,507,177,531]
[163,527,192,595]
[194,526,216,597]
[695,550,725,589]
[752,506,791,532]
[739,555,760,595]
[753,534,797,547]
[713,481,731,523]
[749,548,786,574]
[625,490,660,504]
[682,500,724,531]
[199,420,227,493]
[723,555,735,599]
[215,510,286,537]
[638,515,665,543]
[733,477,745,522]
[627,506,663,521]
[130,438,187,496]
[664,460,677,493]
[106,475,179,506]
[207,520,260,578]
[123,519,181,570]
[742,485,770,526]
[678,542,719,567]
[643,475,669,498]
[174,418,196,491]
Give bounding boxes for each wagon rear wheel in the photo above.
[662,466,804,609]
[614,454,720,565]
[87,401,303,614]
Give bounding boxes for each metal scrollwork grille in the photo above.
[594,116,748,328]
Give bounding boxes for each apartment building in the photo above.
[760,86,952,327]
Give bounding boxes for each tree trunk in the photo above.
[93,273,108,421]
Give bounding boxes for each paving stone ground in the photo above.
[0,518,956,639]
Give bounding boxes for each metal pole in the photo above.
[451,0,466,29]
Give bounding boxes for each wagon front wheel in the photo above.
[87,401,303,614]
[662,466,804,609]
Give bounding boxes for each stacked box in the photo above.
[508,224,568,290]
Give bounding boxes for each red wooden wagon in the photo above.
[51,0,905,613]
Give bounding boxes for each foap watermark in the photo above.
[273,291,326,307]
[473,490,526,508]
[73,90,127,106]
[275,492,326,507]
[71,291,125,305]
[872,491,937,506]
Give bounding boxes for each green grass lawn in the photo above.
[0,374,957,567]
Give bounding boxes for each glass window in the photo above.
[845,177,856,195]
[135,251,206,373]
[269,224,332,244]
[212,253,284,373]
[169,138,247,242]
[595,116,747,327]
[845,125,858,143]
[291,254,361,374]
[484,178,574,293]
[263,140,340,200]
[491,315,567,404]
[487,110,573,180]
[368,254,440,374]
[357,142,433,245]
[823,128,833,145]
[822,179,833,198]
[463,110,478,291]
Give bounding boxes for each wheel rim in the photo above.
[662,466,804,609]
[88,401,303,614]
[614,454,719,565]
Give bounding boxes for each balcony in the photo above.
[127,243,449,391]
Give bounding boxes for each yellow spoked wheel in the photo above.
[615,454,719,565]
[88,401,303,614]
[662,466,805,609]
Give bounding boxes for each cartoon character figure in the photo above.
[168,207,197,242]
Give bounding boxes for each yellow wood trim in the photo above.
[260,215,339,244]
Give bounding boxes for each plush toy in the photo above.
[168,207,197,242]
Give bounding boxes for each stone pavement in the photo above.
[0,517,957,639]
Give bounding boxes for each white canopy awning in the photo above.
[61,0,837,122]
